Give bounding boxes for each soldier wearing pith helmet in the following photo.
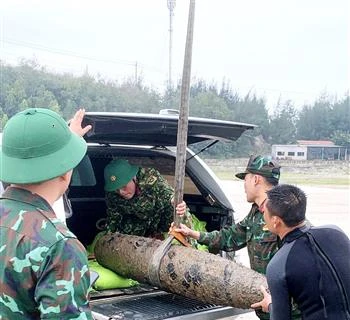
[104,158,196,245]
[174,155,301,319]
[0,108,93,319]
[104,159,139,194]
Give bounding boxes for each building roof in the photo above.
[297,140,335,146]
[272,140,343,148]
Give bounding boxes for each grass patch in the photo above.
[279,173,349,186]
[214,170,349,186]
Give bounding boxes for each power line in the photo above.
[2,38,135,66]
[1,38,166,75]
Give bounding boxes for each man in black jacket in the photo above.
[252,184,350,320]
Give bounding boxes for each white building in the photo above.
[272,140,348,161]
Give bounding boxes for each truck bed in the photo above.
[90,284,249,320]
[66,152,247,319]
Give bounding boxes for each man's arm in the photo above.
[105,192,124,233]
[267,270,292,319]
[251,266,292,320]
[68,108,92,137]
[173,214,249,252]
[199,206,259,251]
[266,251,292,320]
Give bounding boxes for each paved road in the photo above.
[218,180,350,319]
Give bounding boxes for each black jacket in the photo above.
[267,224,350,320]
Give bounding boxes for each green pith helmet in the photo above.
[104,159,139,192]
[0,108,87,184]
[235,155,281,180]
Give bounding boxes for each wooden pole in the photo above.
[148,1,196,286]
[173,0,196,225]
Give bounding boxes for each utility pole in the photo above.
[134,61,138,84]
[167,0,176,90]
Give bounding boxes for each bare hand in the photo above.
[175,201,187,216]
[170,223,200,240]
[69,108,92,137]
[251,285,272,313]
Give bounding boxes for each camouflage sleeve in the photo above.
[36,238,93,319]
[198,219,249,252]
[106,192,123,233]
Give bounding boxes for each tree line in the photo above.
[0,60,349,158]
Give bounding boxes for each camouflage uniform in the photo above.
[199,203,278,274]
[106,167,194,239]
[0,187,93,320]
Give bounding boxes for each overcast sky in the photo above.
[0,0,349,110]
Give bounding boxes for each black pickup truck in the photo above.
[5,111,257,319]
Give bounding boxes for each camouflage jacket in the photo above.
[0,187,93,320]
[199,203,279,274]
[106,167,194,238]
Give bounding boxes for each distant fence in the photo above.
[204,158,350,175]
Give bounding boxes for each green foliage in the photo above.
[190,91,230,120]
[0,61,348,158]
[268,100,297,144]
[331,130,350,148]
[0,113,8,131]
[296,94,349,141]
[330,96,350,133]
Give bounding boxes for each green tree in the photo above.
[297,98,333,139]
[230,93,269,131]
[268,100,297,144]
[190,91,230,120]
[329,96,350,133]
[331,130,350,148]
[1,60,348,158]
[117,81,162,113]
[0,107,9,131]
[3,79,27,117]
[27,85,60,113]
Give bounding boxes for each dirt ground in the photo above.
[219,180,350,320]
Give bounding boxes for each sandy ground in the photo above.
[219,180,350,319]
[221,180,350,237]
